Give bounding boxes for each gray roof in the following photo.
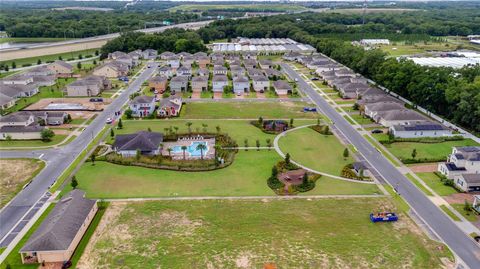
[0,93,14,106]
[177,66,191,72]
[273,80,292,90]
[0,125,45,133]
[213,66,227,71]
[212,75,228,82]
[114,131,163,151]
[131,95,155,105]
[69,75,104,87]
[377,110,427,121]
[460,174,480,184]
[0,84,37,97]
[233,76,249,83]
[149,76,168,83]
[20,190,96,252]
[170,76,188,83]
[252,75,269,82]
[357,95,399,105]
[454,146,480,161]
[192,76,208,82]
[360,87,385,97]
[365,102,405,112]
[0,112,33,123]
[52,60,73,70]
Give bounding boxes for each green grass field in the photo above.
[383,139,479,163]
[66,150,379,198]
[0,135,67,148]
[180,102,316,119]
[0,37,69,44]
[0,49,98,67]
[415,172,458,196]
[78,199,452,268]
[451,204,479,222]
[278,127,353,176]
[379,42,456,57]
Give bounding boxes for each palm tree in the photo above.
[216,125,221,134]
[186,122,193,134]
[174,126,179,134]
[167,148,173,157]
[213,144,221,158]
[202,123,208,133]
[196,143,207,160]
[181,145,187,160]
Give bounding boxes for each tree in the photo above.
[216,125,221,134]
[244,139,249,151]
[258,116,263,125]
[37,59,42,65]
[78,54,83,59]
[267,165,284,190]
[95,50,99,56]
[58,56,63,60]
[71,176,78,189]
[256,139,260,151]
[167,147,172,157]
[93,59,97,65]
[40,128,55,142]
[285,153,290,164]
[118,119,123,129]
[289,118,294,127]
[147,127,152,132]
[196,143,207,160]
[343,148,349,159]
[202,123,208,133]
[77,61,82,69]
[411,148,417,159]
[186,122,193,133]
[181,145,187,160]
[90,153,96,165]
[11,61,16,69]
[136,149,141,161]
[4,65,8,71]
[266,138,272,150]
[174,126,179,134]
[464,200,472,212]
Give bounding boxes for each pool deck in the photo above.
[162,137,216,160]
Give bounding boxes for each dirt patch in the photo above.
[191,92,201,99]
[256,92,266,98]
[213,92,223,99]
[409,163,439,173]
[443,192,479,204]
[24,98,111,111]
[0,159,43,207]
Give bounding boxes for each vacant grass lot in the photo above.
[68,150,379,198]
[0,135,67,148]
[383,139,479,163]
[415,172,458,196]
[180,101,317,119]
[379,42,455,57]
[0,49,97,67]
[78,199,452,269]
[278,127,353,176]
[0,159,44,208]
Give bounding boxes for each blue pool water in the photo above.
[172,141,209,157]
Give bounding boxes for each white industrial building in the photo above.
[211,37,315,55]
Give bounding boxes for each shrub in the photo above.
[40,128,55,142]
[309,125,332,135]
[294,173,316,192]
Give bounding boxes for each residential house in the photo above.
[364,102,405,119]
[210,52,223,61]
[148,76,168,93]
[177,66,192,77]
[182,56,195,68]
[389,121,453,138]
[177,52,192,59]
[29,75,56,87]
[0,93,15,110]
[212,75,228,92]
[438,146,480,181]
[128,50,143,63]
[233,76,250,95]
[19,190,97,264]
[283,51,301,61]
[158,97,182,117]
[357,87,385,99]
[47,61,73,77]
[0,112,36,127]
[108,51,128,60]
[196,68,210,77]
[169,76,188,93]
[264,68,281,79]
[338,83,370,99]
[66,75,110,96]
[375,109,427,127]
[243,59,258,69]
[273,80,292,96]
[115,55,135,68]
[213,66,228,75]
[158,66,174,78]
[251,75,269,92]
[0,125,44,140]
[193,52,208,58]
[191,76,208,92]
[0,84,39,98]
[244,53,257,60]
[160,51,175,60]
[454,174,480,192]
[247,68,264,77]
[167,55,180,69]
[26,66,55,77]
[93,61,129,78]
[230,66,246,78]
[113,131,163,157]
[130,95,156,117]
[225,54,241,63]
[2,74,34,85]
[356,94,400,106]
[196,55,210,68]
[473,195,480,213]
[213,59,225,67]
[142,49,158,60]
[259,59,273,69]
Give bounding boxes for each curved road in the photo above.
[281,63,480,268]
[0,62,159,247]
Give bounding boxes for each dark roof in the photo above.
[192,76,208,82]
[273,80,292,90]
[0,125,44,133]
[52,60,73,69]
[20,190,96,252]
[444,162,467,171]
[233,76,249,83]
[0,112,33,123]
[149,76,167,83]
[114,131,163,151]
[461,174,480,185]
[392,122,449,132]
[212,75,228,82]
[170,76,188,83]
[131,95,155,105]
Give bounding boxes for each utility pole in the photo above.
[362,0,367,25]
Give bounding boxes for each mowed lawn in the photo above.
[0,135,67,148]
[278,127,353,176]
[114,119,313,146]
[416,172,458,196]
[180,101,318,119]
[383,139,479,162]
[77,199,452,269]
[70,150,379,198]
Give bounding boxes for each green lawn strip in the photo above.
[0,37,68,44]
[69,203,108,268]
[200,91,213,99]
[0,159,45,208]
[180,101,316,119]
[0,135,67,148]
[0,71,21,79]
[363,135,402,167]
[0,205,54,269]
[439,205,461,221]
[1,49,98,67]
[3,77,75,114]
[85,199,451,268]
[384,185,410,213]
[349,114,374,125]
[334,99,356,105]
[343,115,356,125]
[69,118,87,125]
[50,127,107,193]
[278,127,353,176]
[405,173,434,196]
[383,139,479,163]
[414,172,458,196]
[450,204,479,222]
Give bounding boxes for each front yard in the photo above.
[0,134,67,148]
[76,199,453,268]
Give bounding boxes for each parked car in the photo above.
[89,97,103,102]
[119,76,129,82]
[311,77,319,81]
[371,129,383,134]
[106,118,113,124]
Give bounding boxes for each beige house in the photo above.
[20,190,97,264]
[192,76,208,92]
[148,76,168,93]
[93,61,129,78]
[0,93,15,110]
[66,75,110,96]
[196,56,211,68]
[47,61,73,77]
[273,80,292,96]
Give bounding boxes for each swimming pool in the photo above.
[172,141,209,157]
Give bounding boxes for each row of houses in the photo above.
[0,61,74,110]
[0,110,68,140]
[438,146,480,192]
[286,52,454,139]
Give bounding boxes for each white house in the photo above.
[389,121,453,138]
[438,146,480,184]
[129,95,156,117]
[233,76,250,95]
[454,174,480,192]
[251,75,269,92]
[272,80,292,96]
[212,75,228,92]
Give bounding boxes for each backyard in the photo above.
[278,127,354,176]
[179,101,318,119]
[76,199,452,268]
[66,150,380,198]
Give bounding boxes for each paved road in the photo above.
[281,63,480,268]
[0,62,158,247]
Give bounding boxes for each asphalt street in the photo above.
[281,63,480,268]
[0,62,158,247]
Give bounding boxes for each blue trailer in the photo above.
[370,212,398,223]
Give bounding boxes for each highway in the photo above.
[281,63,480,268]
[0,62,158,247]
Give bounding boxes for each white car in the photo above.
[106,118,113,124]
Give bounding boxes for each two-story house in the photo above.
[212,75,228,93]
[148,76,168,93]
[233,76,250,95]
[438,146,480,192]
[169,76,188,93]
[251,75,269,93]
[191,76,208,93]
[130,95,156,117]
